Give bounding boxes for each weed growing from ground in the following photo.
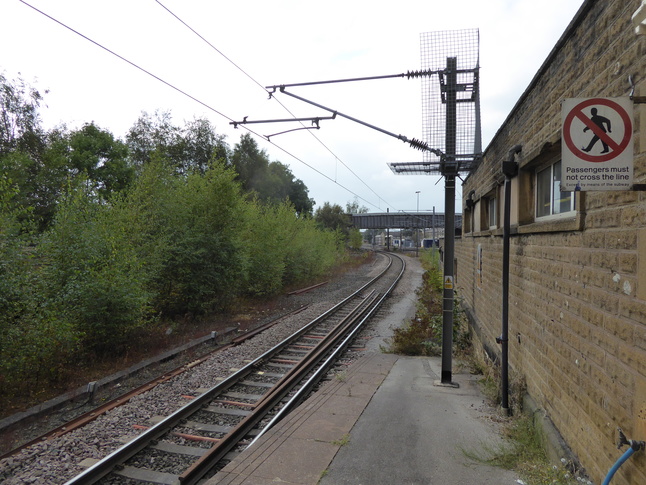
[383,250,469,356]
[331,434,351,446]
[462,413,585,485]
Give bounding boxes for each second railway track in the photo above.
[1,251,405,485]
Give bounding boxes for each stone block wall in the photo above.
[455,1,646,483]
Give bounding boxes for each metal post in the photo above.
[500,175,511,412]
[432,206,436,250]
[440,57,457,386]
[441,176,455,385]
[500,145,521,413]
[387,208,390,251]
[416,191,420,256]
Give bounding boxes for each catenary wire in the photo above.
[153,0,396,210]
[18,0,378,209]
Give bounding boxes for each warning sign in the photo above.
[562,97,633,191]
[444,276,453,290]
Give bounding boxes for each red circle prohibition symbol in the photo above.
[563,98,632,163]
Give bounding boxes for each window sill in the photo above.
[463,212,584,237]
[518,211,584,234]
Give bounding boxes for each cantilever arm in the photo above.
[277,88,443,157]
[230,114,336,129]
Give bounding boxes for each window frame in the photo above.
[535,159,575,220]
[488,196,497,229]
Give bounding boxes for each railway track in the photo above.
[61,252,404,485]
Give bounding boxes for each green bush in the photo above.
[242,200,341,296]
[0,157,350,403]
[0,177,80,391]
[39,182,153,354]
[242,200,290,296]
[150,162,247,315]
[386,248,469,356]
[1,312,79,389]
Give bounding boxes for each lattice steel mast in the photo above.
[389,29,481,386]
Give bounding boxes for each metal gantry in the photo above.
[388,29,481,386]
[233,29,481,386]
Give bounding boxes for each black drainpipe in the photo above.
[499,145,522,414]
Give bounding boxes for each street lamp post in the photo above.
[432,206,436,251]
[415,191,420,257]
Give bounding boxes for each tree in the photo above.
[315,201,366,248]
[289,177,315,217]
[126,111,228,174]
[1,123,134,231]
[68,123,134,199]
[126,110,177,169]
[0,73,56,230]
[150,162,247,315]
[0,128,67,232]
[346,197,369,214]
[0,72,46,157]
[271,162,314,216]
[231,133,269,191]
[179,117,230,174]
[39,184,153,355]
[314,202,350,232]
[231,134,314,215]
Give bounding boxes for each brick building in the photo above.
[455,0,646,483]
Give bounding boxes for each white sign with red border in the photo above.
[561,97,633,191]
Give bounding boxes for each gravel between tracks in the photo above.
[0,252,417,485]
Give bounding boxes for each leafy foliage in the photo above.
[68,123,134,198]
[314,202,349,232]
[0,71,45,157]
[152,162,247,315]
[126,110,229,174]
[314,200,367,250]
[39,183,153,354]
[241,198,342,297]
[232,133,314,216]
[0,175,80,392]
[0,72,346,410]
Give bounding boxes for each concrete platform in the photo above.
[208,351,521,485]
[208,256,520,485]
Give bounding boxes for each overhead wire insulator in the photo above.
[408,138,431,151]
[405,69,437,79]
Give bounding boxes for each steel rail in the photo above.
[179,291,383,484]
[249,290,378,411]
[249,252,406,446]
[63,252,394,485]
[2,305,312,461]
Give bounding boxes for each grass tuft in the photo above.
[331,434,351,447]
[462,412,586,485]
[384,249,469,356]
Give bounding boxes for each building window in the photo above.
[478,190,498,232]
[488,196,497,228]
[536,160,574,218]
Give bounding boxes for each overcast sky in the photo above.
[1,0,584,213]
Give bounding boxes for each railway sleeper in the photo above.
[238,379,275,388]
[219,391,264,401]
[113,464,179,485]
[203,406,250,416]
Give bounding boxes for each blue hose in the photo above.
[602,447,635,485]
